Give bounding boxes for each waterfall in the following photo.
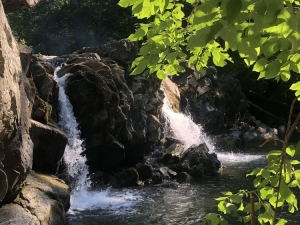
[161,94,264,163]
[54,68,90,192]
[54,67,142,213]
[162,96,214,151]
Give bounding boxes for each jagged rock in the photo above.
[146,114,163,142]
[2,0,40,13]
[137,164,153,181]
[151,172,163,184]
[161,78,181,113]
[176,172,191,182]
[158,167,170,180]
[0,1,33,203]
[110,168,139,188]
[29,120,67,174]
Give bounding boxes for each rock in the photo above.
[158,167,170,180]
[74,39,138,69]
[0,168,8,202]
[29,120,67,174]
[190,164,205,178]
[137,164,153,181]
[0,204,39,224]
[151,172,163,184]
[146,114,163,142]
[0,172,69,225]
[0,1,33,203]
[176,172,191,182]
[160,153,173,163]
[110,168,139,188]
[161,78,181,113]
[2,0,40,13]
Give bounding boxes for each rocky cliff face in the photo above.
[0,0,33,203]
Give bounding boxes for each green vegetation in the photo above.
[7,0,137,55]
[118,0,300,224]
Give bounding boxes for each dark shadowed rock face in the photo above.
[0,0,33,203]
[29,120,67,174]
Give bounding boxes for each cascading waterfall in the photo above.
[54,68,91,192]
[162,96,214,151]
[161,94,264,163]
[54,67,142,213]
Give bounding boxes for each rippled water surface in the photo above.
[67,149,300,225]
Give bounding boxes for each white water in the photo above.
[161,96,265,164]
[54,67,142,213]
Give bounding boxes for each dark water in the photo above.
[67,150,300,225]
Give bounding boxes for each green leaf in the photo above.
[156,69,167,79]
[118,0,133,7]
[286,145,296,157]
[264,60,281,79]
[205,22,223,43]
[276,218,288,225]
[226,0,242,24]
[280,71,291,82]
[253,58,268,72]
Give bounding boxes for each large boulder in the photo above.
[0,0,33,203]
[0,172,70,225]
[29,120,68,174]
[58,58,133,171]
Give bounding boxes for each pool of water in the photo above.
[67,149,300,225]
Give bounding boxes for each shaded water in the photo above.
[66,152,262,225]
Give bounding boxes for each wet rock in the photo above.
[190,164,205,178]
[176,172,191,182]
[110,168,139,188]
[29,120,67,174]
[151,172,163,184]
[159,167,170,180]
[137,164,153,181]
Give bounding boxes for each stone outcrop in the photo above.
[0,172,70,225]
[0,0,33,203]
[2,0,40,13]
[29,120,68,174]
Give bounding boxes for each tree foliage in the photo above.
[118,0,300,224]
[7,0,136,55]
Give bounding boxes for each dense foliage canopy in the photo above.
[7,0,137,55]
